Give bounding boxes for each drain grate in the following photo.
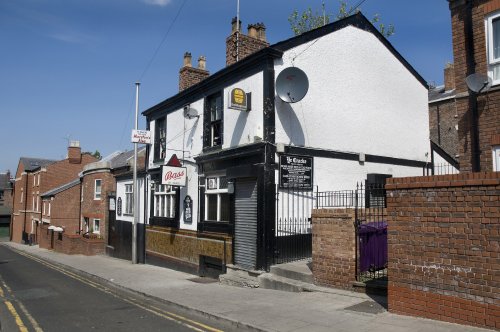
[344,300,386,314]
[187,277,218,284]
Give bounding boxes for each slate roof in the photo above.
[19,157,56,172]
[41,178,80,198]
[428,85,456,103]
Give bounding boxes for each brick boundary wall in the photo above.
[386,172,500,330]
[52,233,105,256]
[312,208,357,290]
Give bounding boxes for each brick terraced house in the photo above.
[10,141,97,244]
[430,0,500,173]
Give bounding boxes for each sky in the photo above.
[0,0,452,175]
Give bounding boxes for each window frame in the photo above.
[93,218,100,234]
[154,117,167,162]
[486,11,500,84]
[125,184,134,215]
[94,179,102,200]
[153,184,177,218]
[204,92,223,149]
[204,176,230,223]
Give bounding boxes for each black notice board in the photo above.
[279,154,313,190]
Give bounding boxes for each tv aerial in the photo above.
[465,73,492,94]
[276,67,309,103]
[183,105,199,119]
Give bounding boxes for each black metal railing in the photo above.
[433,163,459,175]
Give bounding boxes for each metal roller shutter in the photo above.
[234,179,258,270]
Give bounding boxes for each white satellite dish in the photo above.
[183,106,199,119]
[276,67,309,103]
[465,73,492,93]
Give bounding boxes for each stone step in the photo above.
[269,261,313,284]
[257,273,315,292]
[218,264,262,288]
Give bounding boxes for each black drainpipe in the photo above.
[465,0,481,172]
[22,171,29,243]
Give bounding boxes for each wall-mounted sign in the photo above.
[279,154,313,190]
[162,166,187,186]
[117,197,122,216]
[131,130,151,144]
[229,88,250,111]
[109,197,116,211]
[183,195,193,224]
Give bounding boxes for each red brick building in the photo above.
[10,142,97,244]
[430,0,500,173]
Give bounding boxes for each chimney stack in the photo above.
[444,62,455,91]
[226,17,269,66]
[179,52,209,91]
[68,140,82,164]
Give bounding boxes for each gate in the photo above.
[315,183,388,282]
[273,185,315,265]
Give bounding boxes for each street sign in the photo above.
[131,130,151,144]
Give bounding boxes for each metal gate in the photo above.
[273,185,315,265]
[234,179,258,270]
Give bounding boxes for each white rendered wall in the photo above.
[223,72,264,148]
[274,26,430,162]
[116,177,145,224]
[432,150,459,175]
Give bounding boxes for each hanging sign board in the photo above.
[162,166,187,186]
[117,197,122,216]
[279,154,313,190]
[131,130,151,144]
[228,88,250,111]
[183,195,193,224]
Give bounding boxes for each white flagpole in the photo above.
[132,82,140,264]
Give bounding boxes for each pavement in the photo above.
[1,241,491,332]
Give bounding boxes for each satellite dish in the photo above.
[465,73,492,93]
[276,67,309,103]
[183,106,199,119]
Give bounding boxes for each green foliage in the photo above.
[91,150,102,160]
[289,0,394,38]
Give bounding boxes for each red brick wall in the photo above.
[81,171,115,240]
[38,224,53,250]
[53,233,105,255]
[429,99,460,158]
[386,172,500,330]
[311,209,356,290]
[45,183,81,234]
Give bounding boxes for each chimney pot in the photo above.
[248,24,258,38]
[197,56,206,70]
[231,17,241,33]
[183,52,192,67]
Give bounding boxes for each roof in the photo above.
[0,173,11,190]
[20,157,56,172]
[41,178,80,198]
[143,12,427,117]
[110,148,146,169]
[428,85,456,103]
[82,147,146,173]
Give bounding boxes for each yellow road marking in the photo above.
[10,248,224,332]
[1,279,43,332]
[0,283,29,332]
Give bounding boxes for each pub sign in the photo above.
[279,154,313,190]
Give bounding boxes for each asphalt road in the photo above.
[0,243,237,332]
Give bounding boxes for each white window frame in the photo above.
[48,201,51,216]
[32,194,35,211]
[20,188,23,203]
[37,174,40,186]
[125,184,134,215]
[493,145,500,172]
[204,176,229,222]
[33,174,36,187]
[94,179,102,200]
[153,184,176,218]
[93,219,100,234]
[486,12,500,84]
[43,201,46,215]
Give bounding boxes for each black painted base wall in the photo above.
[108,219,132,260]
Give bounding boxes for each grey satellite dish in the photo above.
[466,73,492,93]
[276,67,309,103]
[183,106,199,119]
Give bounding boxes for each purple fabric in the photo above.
[358,222,387,273]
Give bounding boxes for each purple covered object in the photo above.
[358,222,387,273]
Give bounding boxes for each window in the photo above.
[93,219,100,234]
[32,194,35,211]
[20,188,23,203]
[153,184,176,218]
[154,117,166,161]
[81,184,84,202]
[83,217,89,233]
[125,184,134,215]
[487,12,500,83]
[94,179,102,200]
[493,145,500,171]
[204,176,230,222]
[204,92,223,148]
[48,201,51,216]
[0,190,3,200]
[33,175,36,187]
[37,174,40,186]
[43,201,45,215]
